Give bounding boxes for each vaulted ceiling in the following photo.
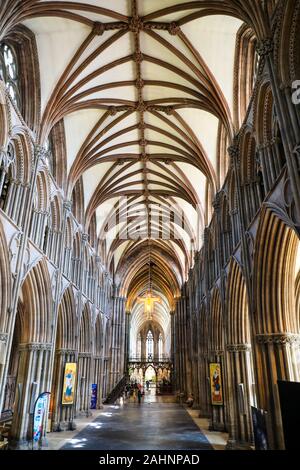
[1,0,273,318]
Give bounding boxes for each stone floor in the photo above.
[45,388,227,451]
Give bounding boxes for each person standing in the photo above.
[137,388,142,404]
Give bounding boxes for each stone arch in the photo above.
[49,194,62,233]
[9,259,52,440]
[0,84,9,148]
[20,258,52,343]
[198,303,210,417]
[35,170,50,213]
[0,219,11,334]
[274,0,300,85]
[252,208,300,448]
[210,288,224,354]
[77,304,92,414]
[226,259,251,346]
[50,286,77,431]
[209,287,227,432]
[225,259,255,448]
[253,209,299,335]
[9,130,32,185]
[254,81,285,192]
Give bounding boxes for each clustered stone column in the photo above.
[108,288,126,391]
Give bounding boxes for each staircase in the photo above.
[103,376,128,404]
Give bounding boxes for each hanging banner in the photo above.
[33,392,50,444]
[62,362,77,405]
[209,363,223,405]
[90,383,97,409]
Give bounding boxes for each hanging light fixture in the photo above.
[137,241,161,319]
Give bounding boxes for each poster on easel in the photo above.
[209,363,223,405]
[62,362,77,405]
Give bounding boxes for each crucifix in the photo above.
[137,292,161,320]
[137,241,161,319]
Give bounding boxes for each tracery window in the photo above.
[147,330,154,359]
[0,43,21,108]
[158,334,163,360]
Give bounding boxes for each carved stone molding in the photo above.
[256,333,300,346]
[210,349,224,357]
[63,200,72,213]
[56,348,76,356]
[256,38,274,58]
[212,192,222,211]
[226,344,251,353]
[78,352,92,358]
[228,144,240,169]
[19,342,52,351]
[0,333,8,343]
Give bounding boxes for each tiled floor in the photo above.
[46,389,227,451]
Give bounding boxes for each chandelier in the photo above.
[137,242,161,320]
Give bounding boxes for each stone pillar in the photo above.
[225,344,254,449]
[253,333,300,449]
[10,343,53,445]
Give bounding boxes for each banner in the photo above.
[33,392,50,444]
[90,383,97,409]
[62,362,77,405]
[209,363,223,405]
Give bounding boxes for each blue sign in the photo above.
[32,392,50,445]
[90,383,97,409]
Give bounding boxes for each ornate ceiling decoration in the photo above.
[0,1,274,323]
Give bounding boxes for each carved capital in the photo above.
[82,233,89,242]
[228,144,240,169]
[0,333,8,343]
[34,144,48,161]
[256,333,300,346]
[56,348,77,356]
[63,200,72,213]
[212,192,222,211]
[256,38,274,58]
[78,352,92,358]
